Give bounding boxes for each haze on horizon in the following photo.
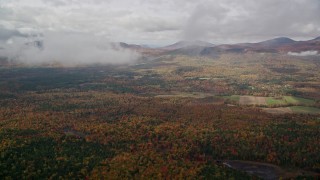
[0,0,319,65]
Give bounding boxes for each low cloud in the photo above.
[288,51,318,56]
[0,26,28,41]
[0,32,140,66]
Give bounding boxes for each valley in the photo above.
[1,44,320,179]
[1,0,320,178]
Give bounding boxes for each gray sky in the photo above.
[0,0,319,45]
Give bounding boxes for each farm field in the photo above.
[284,96,315,105]
[224,95,319,114]
[239,96,267,105]
[290,106,320,114]
[225,95,316,107]
[266,97,287,106]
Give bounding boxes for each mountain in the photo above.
[167,45,219,57]
[118,42,142,49]
[312,36,320,41]
[278,37,320,52]
[116,36,320,57]
[165,37,320,56]
[161,40,214,50]
[212,37,320,53]
[221,37,296,51]
[257,37,295,48]
[115,42,166,56]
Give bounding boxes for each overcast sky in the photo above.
[1,0,320,45]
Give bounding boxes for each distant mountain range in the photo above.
[119,36,320,56]
[3,36,319,60]
[160,40,215,50]
[17,36,320,55]
[213,37,320,54]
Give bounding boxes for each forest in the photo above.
[0,53,320,179]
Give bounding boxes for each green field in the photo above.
[266,96,315,106]
[284,96,315,105]
[290,106,320,114]
[266,97,287,105]
[223,95,240,102]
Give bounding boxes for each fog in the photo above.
[0,32,140,66]
[288,51,318,56]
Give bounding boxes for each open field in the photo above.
[222,95,240,102]
[155,91,214,98]
[266,96,315,106]
[284,96,315,105]
[239,96,267,105]
[238,96,316,107]
[266,97,287,105]
[290,106,320,114]
[223,95,318,114]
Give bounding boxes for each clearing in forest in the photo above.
[290,106,320,114]
[239,96,267,105]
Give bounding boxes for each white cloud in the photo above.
[0,0,319,44]
[1,32,140,66]
[288,51,318,56]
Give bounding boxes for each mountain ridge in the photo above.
[161,40,215,50]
